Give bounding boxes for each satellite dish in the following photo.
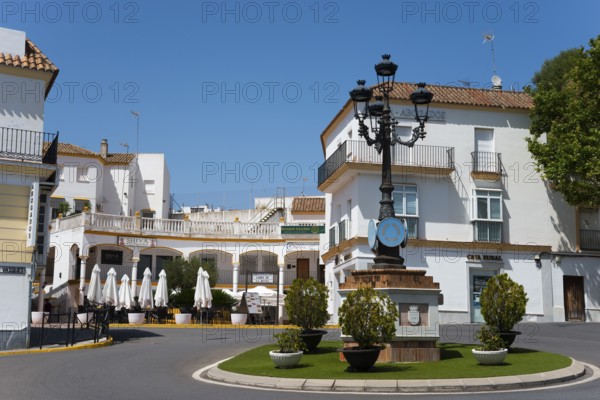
[491,75,502,88]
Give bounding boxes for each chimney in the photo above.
[0,27,26,57]
[100,139,108,158]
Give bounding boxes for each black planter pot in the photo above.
[299,330,327,352]
[339,346,382,372]
[499,331,521,349]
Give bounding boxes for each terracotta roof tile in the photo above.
[48,142,135,164]
[104,153,135,163]
[291,197,325,213]
[380,82,533,110]
[0,39,58,73]
[0,39,59,97]
[55,143,95,156]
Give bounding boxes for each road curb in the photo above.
[199,358,590,393]
[0,336,112,356]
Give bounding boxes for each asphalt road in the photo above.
[1,323,599,400]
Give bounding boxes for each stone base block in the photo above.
[341,340,440,363]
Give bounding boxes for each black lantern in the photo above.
[375,54,397,94]
[349,80,372,121]
[410,82,434,129]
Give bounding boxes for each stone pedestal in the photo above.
[339,265,442,363]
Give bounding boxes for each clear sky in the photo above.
[4,0,599,210]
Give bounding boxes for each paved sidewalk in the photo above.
[200,359,588,393]
[0,337,112,356]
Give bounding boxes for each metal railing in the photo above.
[53,212,321,238]
[318,141,455,186]
[473,220,502,243]
[580,229,600,250]
[0,127,58,164]
[471,151,502,174]
[30,309,109,349]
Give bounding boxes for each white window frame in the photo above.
[472,189,503,221]
[144,180,156,195]
[393,185,419,217]
[76,166,88,183]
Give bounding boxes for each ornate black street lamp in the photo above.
[349,54,433,267]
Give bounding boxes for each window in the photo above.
[58,166,65,181]
[473,189,502,242]
[74,199,89,213]
[339,220,347,242]
[393,185,418,239]
[141,210,155,219]
[49,197,64,219]
[76,166,88,182]
[329,225,337,247]
[473,190,502,221]
[144,180,155,194]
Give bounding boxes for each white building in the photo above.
[50,140,170,219]
[319,82,597,324]
[0,28,59,349]
[48,156,325,313]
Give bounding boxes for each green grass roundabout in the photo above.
[219,341,572,380]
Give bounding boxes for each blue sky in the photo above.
[5,0,599,210]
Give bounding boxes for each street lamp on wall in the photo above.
[349,54,433,267]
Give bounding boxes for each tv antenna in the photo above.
[483,33,502,90]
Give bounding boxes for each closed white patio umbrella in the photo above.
[86,264,103,304]
[102,268,119,305]
[118,274,133,309]
[202,269,212,309]
[138,268,154,310]
[193,267,206,309]
[154,269,169,307]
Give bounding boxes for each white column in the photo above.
[79,256,88,305]
[131,260,139,298]
[278,263,285,324]
[232,262,239,293]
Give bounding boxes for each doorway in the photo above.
[564,276,585,321]
[470,270,496,323]
[296,258,310,280]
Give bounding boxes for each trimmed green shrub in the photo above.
[338,287,399,349]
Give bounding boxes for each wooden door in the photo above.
[296,259,310,280]
[564,276,585,321]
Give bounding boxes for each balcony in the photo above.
[318,141,455,188]
[471,151,502,179]
[0,126,58,164]
[51,211,322,240]
[580,229,600,251]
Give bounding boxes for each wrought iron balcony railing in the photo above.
[473,220,502,243]
[0,126,58,164]
[318,141,454,186]
[471,151,502,174]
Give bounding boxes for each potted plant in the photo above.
[472,324,508,365]
[480,273,528,348]
[284,277,329,352]
[269,328,307,368]
[337,287,399,371]
[165,257,218,324]
[230,305,247,325]
[128,296,145,325]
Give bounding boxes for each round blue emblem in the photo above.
[377,217,406,248]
